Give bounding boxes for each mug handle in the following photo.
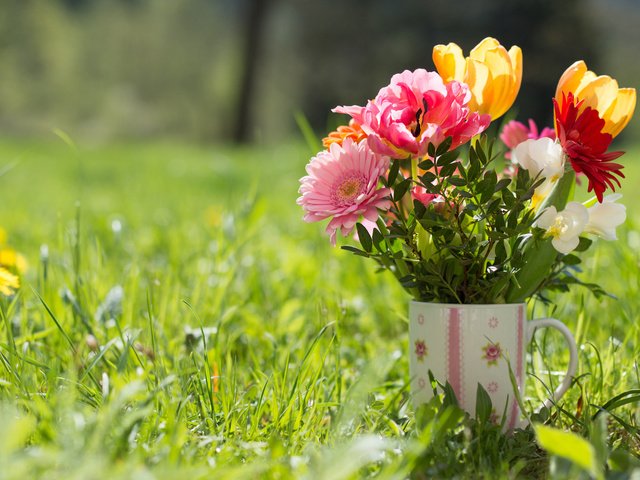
[527,318,578,409]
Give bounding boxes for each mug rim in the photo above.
[410,301,526,309]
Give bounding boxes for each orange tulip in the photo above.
[433,37,522,120]
[555,60,636,138]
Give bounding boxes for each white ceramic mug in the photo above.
[409,302,578,429]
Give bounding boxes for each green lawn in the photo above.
[0,137,638,479]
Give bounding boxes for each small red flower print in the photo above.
[487,381,499,393]
[414,340,428,361]
[490,409,500,425]
[488,316,499,329]
[482,342,502,366]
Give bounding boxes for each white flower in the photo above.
[585,194,626,241]
[512,138,565,180]
[512,138,566,207]
[535,202,588,254]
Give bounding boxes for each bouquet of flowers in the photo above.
[298,38,636,304]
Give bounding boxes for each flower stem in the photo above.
[375,218,420,299]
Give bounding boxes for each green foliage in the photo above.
[347,135,596,304]
[536,414,640,479]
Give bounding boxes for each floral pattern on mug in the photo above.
[414,340,428,361]
[482,342,502,366]
[488,316,499,328]
[487,381,499,393]
[490,408,500,425]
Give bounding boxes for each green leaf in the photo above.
[535,424,600,479]
[393,178,412,202]
[413,199,427,219]
[574,236,593,252]
[419,171,437,185]
[475,383,492,423]
[427,142,436,158]
[515,165,531,191]
[608,449,640,471]
[340,246,370,257]
[468,148,481,179]
[537,169,576,212]
[447,176,466,187]
[452,188,473,199]
[494,178,511,192]
[435,136,453,156]
[441,381,459,408]
[356,223,372,253]
[372,228,385,253]
[494,240,507,263]
[596,389,640,414]
[387,159,400,186]
[439,162,458,178]
[501,189,515,208]
[486,273,511,303]
[417,159,434,170]
[506,209,520,229]
[561,254,581,266]
[590,414,608,471]
[505,238,556,303]
[475,140,488,164]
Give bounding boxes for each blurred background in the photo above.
[0,0,638,145]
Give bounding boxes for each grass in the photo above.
[0,136,638,479]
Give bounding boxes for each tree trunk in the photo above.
[233,0,270,144]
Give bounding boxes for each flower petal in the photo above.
[535,207,558,230]
[602,88,637,138]
[552,236,579,254]
[432,43,465,82]
[556,60,588,100]
[576,75,619,116]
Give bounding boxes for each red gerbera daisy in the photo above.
[554,92,624,202]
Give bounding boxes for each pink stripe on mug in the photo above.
[447,308,463,406]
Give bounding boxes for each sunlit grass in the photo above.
[0,138,638,478]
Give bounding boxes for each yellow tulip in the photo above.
[555,60,636,138]
[433,37,522,120]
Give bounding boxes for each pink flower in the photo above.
[412,186,455,218]
[414,339,428,361]
[482,342,502,366]
[412,186,440,207]
[333,69,490,158]
[297,138,391,245]
[500,119,555,159]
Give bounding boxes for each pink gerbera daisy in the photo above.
[297,138,391,245]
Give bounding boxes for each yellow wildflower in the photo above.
[0,248,28,274]
[0,267,19,296]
